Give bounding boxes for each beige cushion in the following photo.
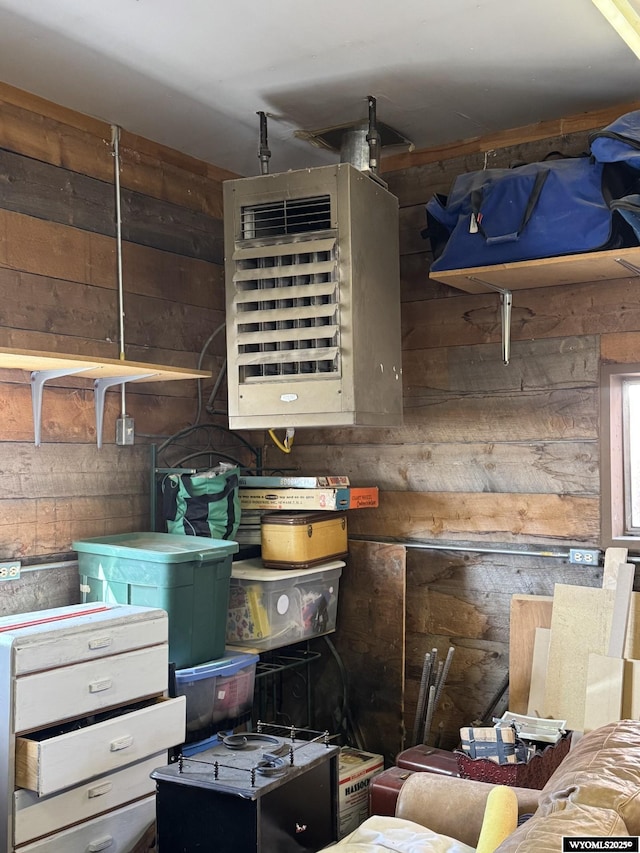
[495,802,628,853]
[535,720,640,834]
[323,815,476,853]
[396,772,540,849]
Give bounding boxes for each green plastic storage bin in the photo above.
[73,532,238,668]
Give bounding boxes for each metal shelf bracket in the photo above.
[468,277,513,365]
[94,374,156,449]
[614,257,640,277]
[31,367,94,447]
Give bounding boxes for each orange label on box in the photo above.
[348,487,379,509]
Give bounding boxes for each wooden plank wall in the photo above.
[0,82,236,606]
[276,108,640,754]
[3,80,639,754]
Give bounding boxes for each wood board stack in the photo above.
[509,547,640,732]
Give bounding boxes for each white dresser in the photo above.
[0,603,186,852]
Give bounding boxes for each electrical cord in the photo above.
[194,322,226,425]
[323,635,366,751]
[268,427,295,453]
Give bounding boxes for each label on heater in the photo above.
[280,393,298,402]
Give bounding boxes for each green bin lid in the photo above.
[72,532,238,563]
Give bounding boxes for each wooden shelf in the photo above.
[0,347,211,448]
[428,246,640,294]
[0,347,210,381]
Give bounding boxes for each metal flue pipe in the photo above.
[366,95,381,175]
[257,111,271,175]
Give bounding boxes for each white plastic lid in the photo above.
[231,557,345,582]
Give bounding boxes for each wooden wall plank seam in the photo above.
[0,147,224,262]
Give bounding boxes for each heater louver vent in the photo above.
[232,237,339,381]
[241,195,331,239]
[224,163,403,428]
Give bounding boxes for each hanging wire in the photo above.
[194,322,226,425]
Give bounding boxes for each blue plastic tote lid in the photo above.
[72,532,238,563]
[175,650,260,682]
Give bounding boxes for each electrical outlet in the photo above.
[0,561,21,580]
[569,548,601,566]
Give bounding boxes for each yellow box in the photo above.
[261,511,348,569]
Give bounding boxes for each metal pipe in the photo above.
[403,541,570,558]
[349,534,572,559]
[366,95,381,175]
[111,125,126,417]
[351,535,640,565]
[257,111,271,175]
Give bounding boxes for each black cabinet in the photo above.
[152,740,339,853]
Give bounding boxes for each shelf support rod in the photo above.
[94,374,155,449]
[31,367,94,447]
[614,257,640,276]
[501,290,513,365]
[467,277,513,365]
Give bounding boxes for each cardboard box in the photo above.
[338,747,384,838]
[239,488,350,511]
[238,475,350,488]
[239,486,379,511]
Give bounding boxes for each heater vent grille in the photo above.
[231,236,339,380]
[241,195,331,239]
[224,163,402,429]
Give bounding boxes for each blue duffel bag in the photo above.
[424,156,636,272]
[590,110,640,165]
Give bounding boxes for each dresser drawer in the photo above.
[18,794,156,853]
[10,605,168,675]
[16,695,185,795]
[14,752,161,845]
[14,644,168,733]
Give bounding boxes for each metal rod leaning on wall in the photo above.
[433,647,455,719]
[422,645,455,746]
[420,647,438,745]
[422,685,437,747]
[411,652,432,746]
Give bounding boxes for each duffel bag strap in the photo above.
[475,169,550,245]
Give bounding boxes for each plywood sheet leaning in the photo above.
[623,660,640,719]
[621,589,640,720]
[584,562,634,732]
[543,584,616,731]
[624,592,640,660]
[601,547,629,591]
[509,595,554,714]
[527,627,551,717]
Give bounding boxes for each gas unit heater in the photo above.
[223,162,403,429]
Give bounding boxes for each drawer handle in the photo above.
[88,636,113,650]
[89,678,113,693]
[88,836,114,852]
[88,781,113,798]
[109,735,134,752]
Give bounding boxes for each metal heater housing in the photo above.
[224,163,403,429]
